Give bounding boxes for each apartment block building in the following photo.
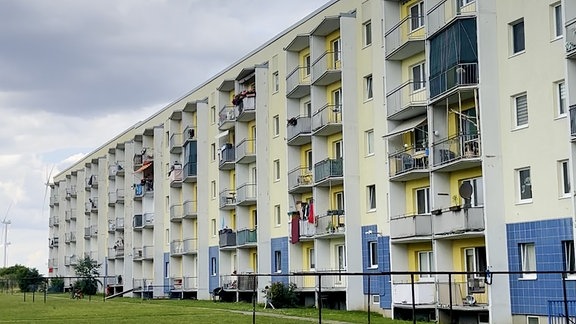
[47,0,576,322]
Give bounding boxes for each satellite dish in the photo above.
[465,295,476,306]
[459,182,473,199]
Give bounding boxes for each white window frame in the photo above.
[520,243,536,279]
[211,219,217,237]
[527,316,539,324]
[513,93,528,129]
[211,181,216,199]
[366,129,374,156]
[368,241,378,268]
[418,251,434,279]
[412,62,426,92]
[274,204,281,226]
[308,248,315,270]
[559,160,571,198]
[459,0,475,7]
[304,100,312,117]
[336,244,347,271]
[335,191,345,211]
[510,19,525,55]
[211,106,216,124]
[563,240,576,278]
[553,3,563,39]
[274,250,282,273]
[211,143,216,161]
[365,74,373,100]
[556,81,566,117]
[332,88,342,112]
[415,187,430,214]
[334,140,343,159]
[363,20,372,46]
[306,149,313,171]
[409,1,424,32]
[367,185,376,210]
[517,167,533,203]
[274,159,280,182]
[273,115,280,136]
[332,38,341,64]
[211,257,217,276]
[304,54,311,76]
[273,71,279,93]
[461,177,484,207]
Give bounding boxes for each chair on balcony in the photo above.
[401,154,413,172]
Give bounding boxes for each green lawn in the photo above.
[0,293,424,324]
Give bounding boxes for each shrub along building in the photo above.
[47,0,576,323]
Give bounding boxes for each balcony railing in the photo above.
[219,189,236,209]
[289,218,316,241]
[49,216,60,227]
[430,63,478,100]
[183,238,198,254]
[115,217,124,231]
[570,105,576,137]
[219,229,236,248]
[388,148,429,178]
[312,104,342,135]
[133,278,153,291]
[567,20,576,59]
[235,138,256,164]
[432,133,480,167]
[64,255,77,266]
[286,116,312,145]
[143,212,154,228]
[286,66,311,98]
[85,175,98,190]
[288,167,313,193]
[314,158,343,183]
[110,247,124,259]
[312,51,341,86]
[218,144,235,170]
[65,208,77,221]
[169,132,183,153]
[392,281,437,305]
[183,200,197,218]
[49,236,59,247]
[66,185,77,198]
[107,219,116,232]
[116,188,125,203]
[183,277,198,290]
[236,183,256,205]
[385,15,426,60]
[427,0,477,37]
[133,247,144,260]
[170,204,183,222]
[316,269,347,289]
[143,245,154,260]
[437,280,488,307]
[390,213,432,239]
[218,105,236,129]
[433,206,484,235]
[315,211,345,236]
[236,228,257,247]
[236,95,256,122]
[386,80,427,119]
[183,161,197,181]
[183,126,197,143]
[64,232,76,243]
[48,258,58,268]
[169,164,183,186]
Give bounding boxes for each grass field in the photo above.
[0,293,424,323]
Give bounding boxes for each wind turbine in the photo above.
[1,202,13,268]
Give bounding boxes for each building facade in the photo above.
[47,0,576,323]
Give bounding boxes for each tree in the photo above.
[267,282,299,308]
[0,264,44,292]
[72,255,101,295]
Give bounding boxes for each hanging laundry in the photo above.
[308,201,315,224]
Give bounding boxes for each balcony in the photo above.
[133,278,153,291]
[218,144,235,170]
[142,245,154,260]
[390,213,432,240]
[183,161,197,182]
[316,269,347,290]
[64,232,76,243]
[49,216,60,227]
[170,204,183,222]
[108,219,116,232]
[388,148,429,181]
[115,217,124,231]
[431,133,481,171]
[170,240,184,256]
[65,208,77,222]
[386,81,427,120]
[289,217,316,242]
[107,248,116,260]
[66,185,77,199]
[49,236,59,248]
[286,66,311,99]
[427,0,477,37]
[568,20,576,59]
[311,51,341,86]
[312,104,342,136]
[143,213,154,228]
[235,139,256,164]
[169,132,183,154]
[169,163,183,187]
[133,148,153,171]
[385,16,425,60]
[108,161,124,178]
[288,167,313,193]
[49,193,59,206]
[315,211,345,237]
[236,228,257,248]
[116,189,125,204]
[183,126,197,143]
[430,63,478,101]
[433,206,485,236]
[219,229,237,249]
[133,247,143,261]
[437,280,488,308]
[392,281,437,306]
[219,189,236,210]
[218,105,236,130]
[183,277,198,291]
[236,183,256,206]
[110,246,124,259]
[286,116,312,146]
[133,214,143,230]
[48,258,58,269]
[64,255,77,266]
[85,197,98,214]
[85,175,98,190]
[171,277,183,290]
[570,105,576,139]
[183,238,198,254]
[183,200,197,219]
[314,158,343,186]
[235,95,256,122]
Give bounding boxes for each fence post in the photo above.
[411,273,416,324]
[318,273,322,324]
[367,273,371,324]
[448,273,453,324]
[562,272,569,324]
[252,275,256,324]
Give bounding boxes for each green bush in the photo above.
[48,276,65,292]
[268,282,299,308]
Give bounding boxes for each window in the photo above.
[461,177,484,207]
[365,74,373,100]
[337,245,347,270]
[418,251,434,278]
[459,0,475,7]
[334,140,343,159]
[409,1,424,32]
[363,20,372,46]
[211,106,216,124]
[520,243,536,279]
[274,159,280,181]
[273,115,280,136]
[412,62,426,91]
[304,54,311,76]
[367,185,376,210]
[252,210,257,229]
[563,241,576,276]
[527,316,539,324]
[553,3,563,39]
[332,38,341,64]
[306,149,313,171]
[368,241,378,268]
[559,160,571,197]
[332,88,342,112]
[465,247,487,277]
[366,129,374,155]
[304,101,312,117]
[308,248,315,270]
[513,93,528,128]
[211,143,216,161]
[273,71,279,92]
[274,251,282,273]
[334,191,345,211]
[211,181,216,199]
[511,19,525,54]
[414,124,427,151]
[415,187,430,214]
[211,257,217,276]
[274,204,281,226]
[517,167,532,202]
[556,81,566,116]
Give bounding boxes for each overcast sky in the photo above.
[0,0,330,273]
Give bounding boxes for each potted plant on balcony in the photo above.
[449,195,462,212]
